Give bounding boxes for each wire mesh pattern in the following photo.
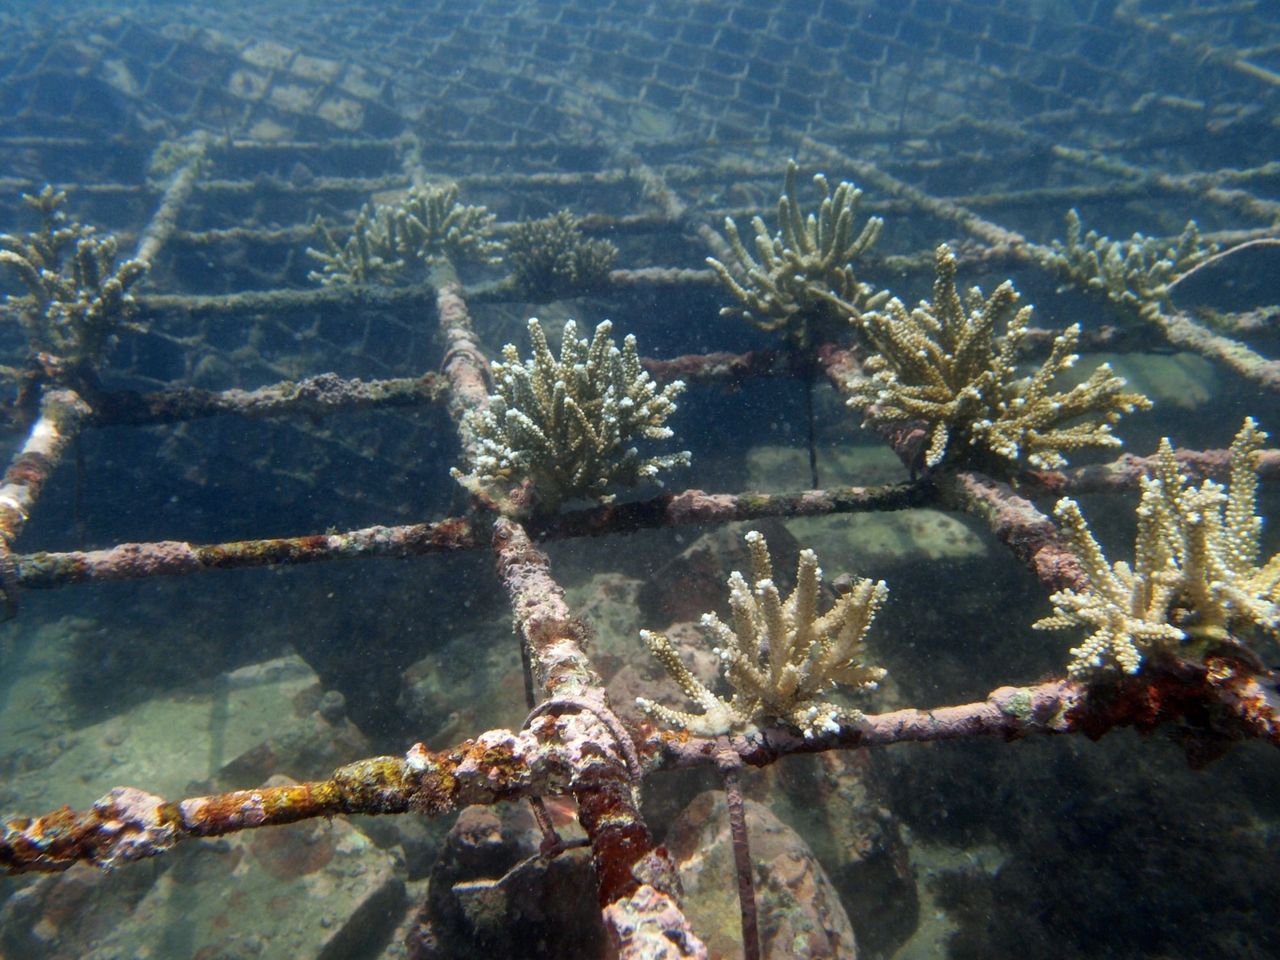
[0,0,1274,648]
[3,0,1276,149]
[0,0,1274,635]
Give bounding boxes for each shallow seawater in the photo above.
[0,0,1278,957]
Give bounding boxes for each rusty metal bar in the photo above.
[0,710,657,875]
[938,469,1088,594]
[0,144,209,618]
[8,651,1278,878]
[485,432,703,951]
[434,264,492,468]
[1139,303,1280,393]
[414,170,706,949]
[88,371,446,427]
[653,656,1280,768]
[135,282,437,321]
[135,135,208,267]
[15,518,482,588]
[0,389,91,615]
[12,480,930,589]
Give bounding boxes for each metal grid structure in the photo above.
[0,0,1279,956]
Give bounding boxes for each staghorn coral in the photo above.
[0,185,147,369]
[849,244,1150,472]
[307,202,405,286]
[453,318,689,514]
[1036,419,1280,679]
[637,530,887,738]
[508,210,617,300]
[707,159,887,348]
[1042,208,1217,312]
[308,183,502,286]
[394,182,503,268]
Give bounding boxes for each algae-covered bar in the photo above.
[0,1,1279,958]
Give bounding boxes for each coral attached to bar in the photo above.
[638,530,887,738]
[0,186,147,370]
[849,244,1150,472]
[307,202,405,286]
[308,183,502,285]
[1036,419,1280,679]
[394,182,503,268]
[707,159,887,348]
[454,318,689,513]
[508,210,617,300]
[1043,209,1217,312]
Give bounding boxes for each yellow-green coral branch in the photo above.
[1042,208,1217,312]
[707,159,887,348]
[508,209,617,300]
[308,183,502,286]
[849,243,1149,472]
[1037,419,1280,679]
[0,186,147,368]
[638,530,886,738]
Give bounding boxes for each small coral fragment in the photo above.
[638,530,886,737]
[394,182,503,268]
[306,202,404,286]
[308,182,502,285]
[508,209,617,300]
[1042,209,1217,312]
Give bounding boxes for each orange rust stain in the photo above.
[574,785,652,906]
[1066,667,1211,741]
[5,453,51,487]
[430,516,475,547]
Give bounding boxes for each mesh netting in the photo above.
[0,0,1271,548]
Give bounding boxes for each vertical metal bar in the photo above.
[0,141,207,618]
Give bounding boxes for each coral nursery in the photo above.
[0,1,1279,958]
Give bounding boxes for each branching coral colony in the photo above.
[0,186,146,371]
[707,159,888,349]
[507,209,618,300]
[847,244,1151,472]
[1037,418,1280,679]
[1042,208,1217,313]
[308,182,502,285]
[453,317,689,514]
[307,200,404,285]
[638,530,887,737]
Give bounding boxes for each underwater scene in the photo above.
[0,0,1279,957]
